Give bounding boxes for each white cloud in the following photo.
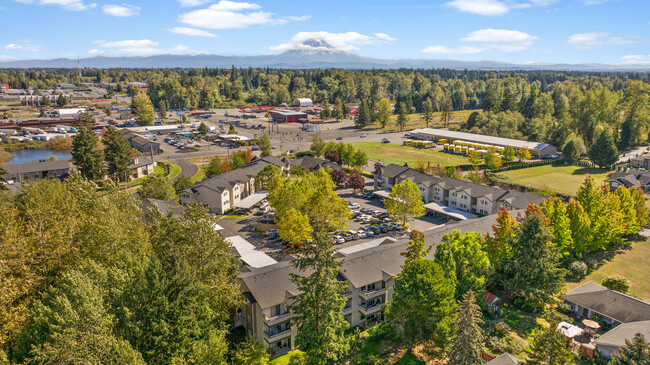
[421,45,486,55]
[567,32,636,48]
[270,31,397,53]
[444,0,509,16]
[285,15,311,21]
[423,28,537,55]
[5,43,39,52]
[170,27,217,37]
[582,0,619,5]
[102,4,140,17]
[178,0,212,6]
[0,55,19,62]
[14,0,96,11]
[178,0,284,30]
[619,55,650,64]
[90,39,199,57]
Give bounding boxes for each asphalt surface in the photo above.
[172,158,198,181]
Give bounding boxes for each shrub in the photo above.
[602,275,631,293]
[568,260,588,278]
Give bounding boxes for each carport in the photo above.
[227,235,277,268]
[233,191,268,210]
[423,202,477,221]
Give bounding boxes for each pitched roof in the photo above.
[608,170,650,188]
[562,282,650,323]
[411,127,553,151]
[129,135,158,147]
[3,160,70,174]
[186,158,274,194]
[594,320,650,355]
[129,157,155,169]
[238,260,304,309]
[486,353,520,365]
[376,164,411,179]
[141,198,184,218]
[289,155,341,171]
[498,190,547,209]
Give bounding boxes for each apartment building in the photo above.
[2,160,72,182]
[375,163,546,216]
[237,215,499,357]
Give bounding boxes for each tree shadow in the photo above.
[571,168,609,176]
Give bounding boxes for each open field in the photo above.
[349,142,469,167]
[494,165,610,196]
[566,237,650,301]
[367,109,477,132]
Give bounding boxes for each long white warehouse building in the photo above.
[410,128,557,158]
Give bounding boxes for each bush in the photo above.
[296,151,315,158]
[542,309,571,324]
[568,260,588,278]
[602,275,631,293]
[585,257,599,270]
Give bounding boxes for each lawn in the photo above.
[164,162,182,179]
[494,165,610,196]
[190,164,209,183]
[566,237,650,301]
[366,110,477,132]
[349,142,469,167]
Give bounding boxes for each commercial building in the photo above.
[120,129,162,154]
[292,98,313,107]
[57,108,86,119]
[238,215,499,357]
[269,110,308,123]
[374,163,547,217]
[409,128,557,158]
[2,160,71,182]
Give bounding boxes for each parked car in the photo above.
[333,235,345,244]
[377,224,388,233]
[257,206,269,215]
[363,192,376,199]
[342,232,354,241]
[336,137,343,140]
[360,134,367,138]
[349,203,360,210]
[357,230,367,239]
[361,226,375,237]
[348,231,360,240]
[268,232,279,239]
[265,229,277,236]
[381,138,390,144]
[369,226,382,235]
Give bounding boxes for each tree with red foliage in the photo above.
[330,169,347,187]
[347,170,365,194]
[325,150,341,165]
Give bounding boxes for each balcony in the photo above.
[342,306,352,315]
[264,311,292,326]
[359,287,386,300]
[264,326,291,342]
[359,302,384,316]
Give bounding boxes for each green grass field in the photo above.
[366,109,477,132]
[567,238,650,301]
[349,142,469,167]
[164,162,182,179]
[495,165,610,196]
[190,164,209,183]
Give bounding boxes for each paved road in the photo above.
[619,146,649,163]
[172,158,198,181]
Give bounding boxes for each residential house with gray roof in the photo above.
[593,320,650,358]
[607,170,650,193]
[2,160,71,182]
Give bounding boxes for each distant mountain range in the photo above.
[1,39,648,72]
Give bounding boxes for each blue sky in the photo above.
[0,0,648,64]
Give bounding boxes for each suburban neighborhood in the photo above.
[1,1,650,363]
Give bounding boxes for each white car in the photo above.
[265,229,277,236]
[357,230,367,239]
[349,203,360,209]
[333,235,345,244]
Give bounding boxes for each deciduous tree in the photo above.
[385,179,425,226]
[435,230,490,299]
[136,174,176,200]
[258,131,272,157]
[131,91,155,126]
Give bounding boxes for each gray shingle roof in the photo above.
[487,353,520,365]
[562,282,650,323]
[608,170,650,188]
[594,320,650,354]
[141,198,184,218]
[3,160,70,174]
[239,260,305,309]
[498,190,547,209]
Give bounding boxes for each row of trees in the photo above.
[72,125,135,182]
[310,136,369,168]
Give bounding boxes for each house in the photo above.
[374,163,546,218]
[2,160,71,182]
[630,155,650,170]
[180,156,286,214]
[237,215,500,357]
[129,157,156,179]
[141,198,185,219]
[562,282,650,328]
[486,353,520,364]
[484,292,501,313]
[607,170,650,193]
[593,320,650,358]
[283,155,342,172]
[120,129,162,154]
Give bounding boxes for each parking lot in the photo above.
[217,188,448,255]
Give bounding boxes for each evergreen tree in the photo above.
[589,130,619,167]
[422,98,434,127]
[103,127,133,182]
[502,146,516,163]
[356,100,371,128]
[396,102,408,131]
[320,101,331,120]
[205,156,231,177]
[258,131,272,157]
[198,122,209,136]
[71,125,105,180]
[290,232,349,364]
[448,290,485,365]
[158,100,167,121]
[441,96,453,127]
[506,213,564,308]
[527,323,574,365]
[610,334,650,365]
[56,93,67,107]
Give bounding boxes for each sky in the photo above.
[0,0,648,65]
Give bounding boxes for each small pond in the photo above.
[7,149,72,164]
